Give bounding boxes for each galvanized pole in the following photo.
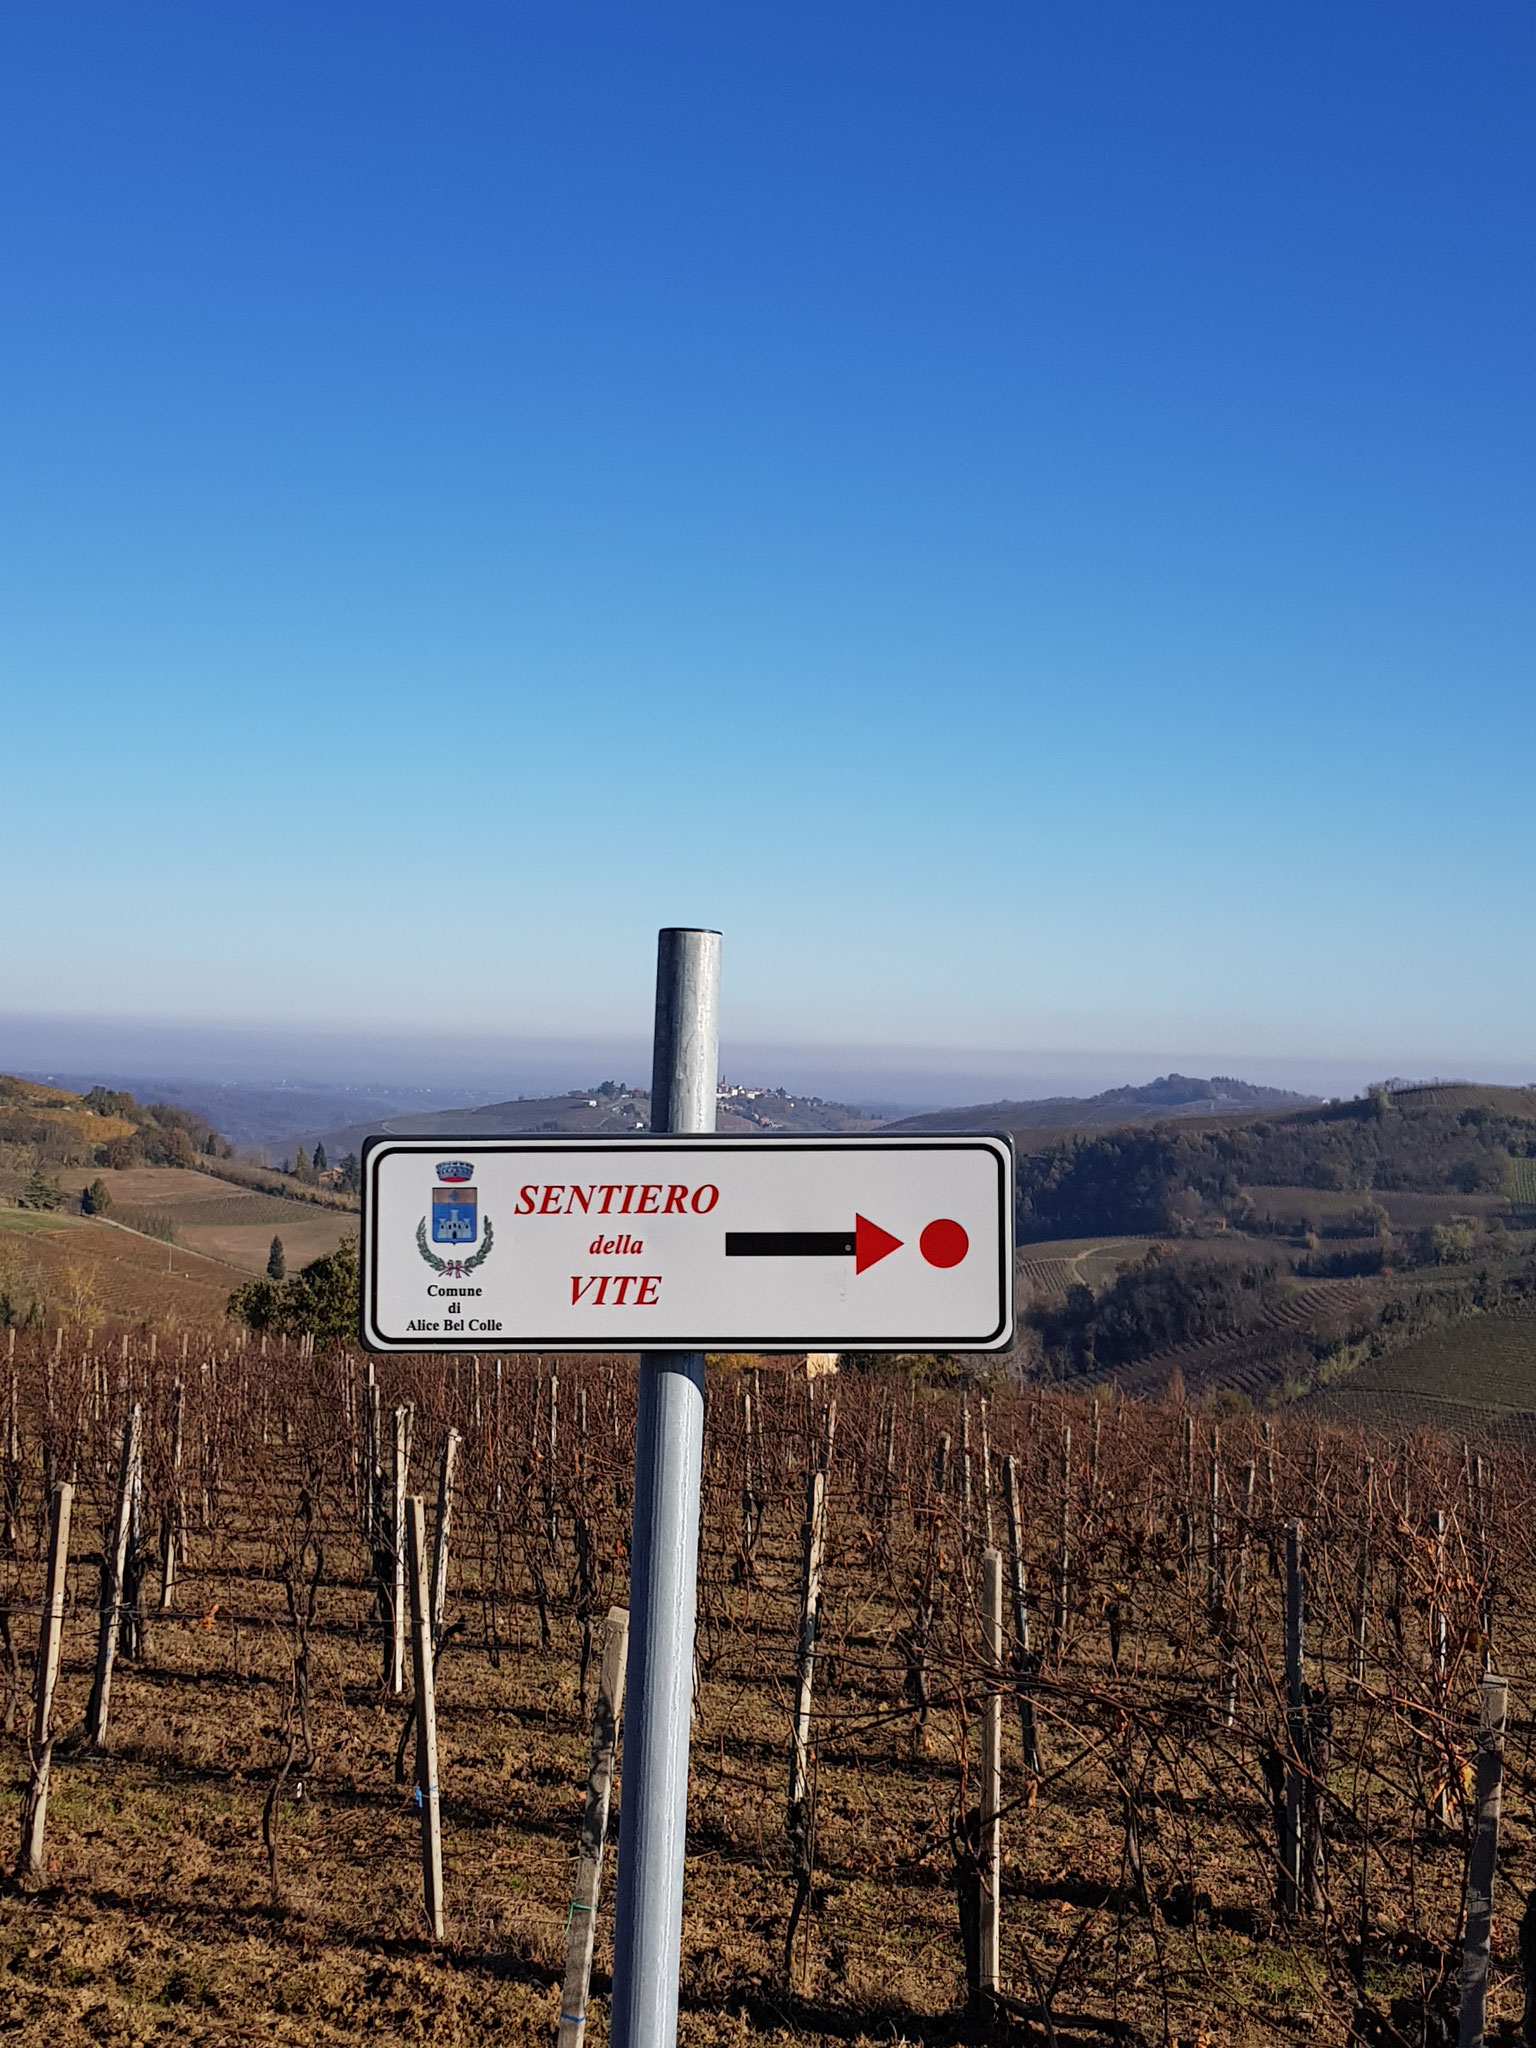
[611,927,721,2048]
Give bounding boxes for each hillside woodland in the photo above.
[0,1076,231,1171]
[1015,1086,1536,1241]
[1013,1086,1536,1396]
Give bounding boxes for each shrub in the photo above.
[228,1238,358,1343]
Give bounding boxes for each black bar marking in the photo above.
[725,1231,855,1258]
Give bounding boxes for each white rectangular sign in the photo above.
[360,1134,1013,1352]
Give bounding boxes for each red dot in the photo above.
[920,1218,968,1268]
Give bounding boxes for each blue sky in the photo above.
[4,3,1534,1100]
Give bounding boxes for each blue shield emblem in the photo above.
[432,1185,478,1245]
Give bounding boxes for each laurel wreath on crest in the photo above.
[416,1215,495,1274]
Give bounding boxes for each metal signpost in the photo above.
[359,929,1015,2048]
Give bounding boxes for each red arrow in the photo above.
[855,1213,903,1273]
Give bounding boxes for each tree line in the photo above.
[1015,1092,1536,1243]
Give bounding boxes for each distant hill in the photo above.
[22,1074,461,1152]
[885,1073,1318,1136]
[309,1080,884,1161]
[1011,1080,1536,1244]
[0,1073,227,1170]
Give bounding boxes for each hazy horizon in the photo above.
[3,1008,1529,1117]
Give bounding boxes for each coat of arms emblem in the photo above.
[432,1184,478,1244]
[418,1160,494,1276]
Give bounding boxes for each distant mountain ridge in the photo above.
[885,1072,1319,1136]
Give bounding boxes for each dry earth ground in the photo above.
[3,1367,1532,2048]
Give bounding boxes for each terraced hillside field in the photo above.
[1079,1275,1382,1404]
[53,1164,355,1274]
[1309,1299,1536,1434]
[0,1208,238,1329]
[1016,1233,1257,1299]
[1015,1237,1155,1297]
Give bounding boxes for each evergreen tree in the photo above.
[282,1237,359,1342]
[314,1141,328,1172]
[80,1178,112,1216]
[293,1145,311,1181]
[267,1235,287,1280]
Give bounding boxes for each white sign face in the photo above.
[360,1135,1013,1353]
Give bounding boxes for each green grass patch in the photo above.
[0,1208,76,1235]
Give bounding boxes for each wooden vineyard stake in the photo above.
[959,1395,973,1543]
[1052,1424,1072,1664]
[1281,1519,1305,1916]
[979,1397,995,1547]
[740,1383,762,1570]
[1352,1455,1373,1684]
[546,1370,560,1553]
[18,1481,74,1878]
[122,1418,146,1660]
[558,1607,631,2048]
[1224,1460,1256,1728]
[1206,1424,1222,1611]
[87,1405,141,1750]
[785,1399,835,1989]
[1433,1507,1451,1824]
[1457,1674,1509,2048]
[405,1496,445,1938]
[1002,1453,1041,1774]
[389,1405,412,1695]
[1470,1453,1492,1669]
[979,1547,1004,2004]
[159,1378,184,1610]
[2,1361,18,1552]
[364,1362,380,1549]
[430,1426,461,1642]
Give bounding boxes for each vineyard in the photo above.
[1,1330,1533,2046]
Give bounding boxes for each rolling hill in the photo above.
[308,1081,884,1160]
[885,1072,1318,1136]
